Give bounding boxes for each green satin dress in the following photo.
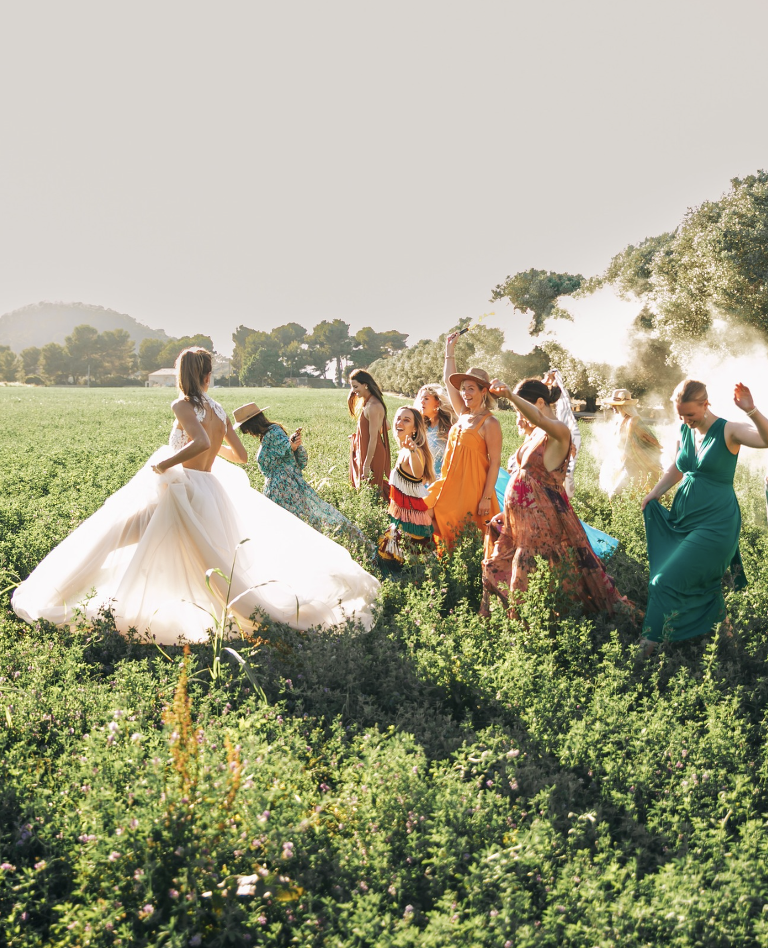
[643,418,745,642]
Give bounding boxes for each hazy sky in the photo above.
[2,0,767,357]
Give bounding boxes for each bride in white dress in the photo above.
[12,347,380,644]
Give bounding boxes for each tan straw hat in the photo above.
[448,366,492,390]
[232,402,269,428]
[602,388,638,407]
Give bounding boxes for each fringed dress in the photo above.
[378,455,434,564]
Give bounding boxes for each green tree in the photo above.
[231,325,257,374]
[65,324,101,382]
[40,342,72,384]
[239,348,286,386]
[157,335,215,369]
[270,322,307,348]
[0,346,19,382]
[139,338,166,374]
[99,329,137,378]
[352,327,409,368]
[19,346,41,378]
[490,269,583,335]
[600,233,675,299]
[308,319,353,385]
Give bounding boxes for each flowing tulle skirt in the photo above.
[12,449,380,644]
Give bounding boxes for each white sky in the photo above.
[1,0,767,357]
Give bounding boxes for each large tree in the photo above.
[156,335,215,369]
[307,319,354,385]
[601,172,768,356]
[138,337,166,374]
[490,269,583,335]
[40,342,71,384]
[65,324,101,382]
[19,346,41,378]
[352,327,409,368]
[99,328,136,377]
[0,346,19,382]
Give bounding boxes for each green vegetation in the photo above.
[2,388,768,946]
[231,321,409,387]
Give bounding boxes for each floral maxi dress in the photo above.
[258,425,362,539]
[481,429,626,617]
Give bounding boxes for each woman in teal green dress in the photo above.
[234,402,367,545]
[640,379,768,652]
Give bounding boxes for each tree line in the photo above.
[1,328,215,386]
[229,320,408,386]
[0,318,409,387]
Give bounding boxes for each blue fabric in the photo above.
[495,468,618,560]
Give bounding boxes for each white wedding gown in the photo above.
[12,396,380,644]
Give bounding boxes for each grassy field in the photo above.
[3,386,768,947]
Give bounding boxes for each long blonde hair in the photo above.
[175,347,212,408]
[414,384,456,434]
[395,406,435,484]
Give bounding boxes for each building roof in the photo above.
[148,368,177,377]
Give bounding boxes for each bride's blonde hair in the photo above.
[176,347,212,408]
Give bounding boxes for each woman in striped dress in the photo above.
[378,407,435,565]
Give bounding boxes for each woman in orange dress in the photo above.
[481,377,627,618]
[348,369,391,503]
[425,331,502,550]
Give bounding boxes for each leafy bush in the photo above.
[3,387,768,946]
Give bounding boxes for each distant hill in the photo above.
[0,302,170,352]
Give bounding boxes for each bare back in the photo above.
[171,395,228,472]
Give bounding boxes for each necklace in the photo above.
[462,408,488,427]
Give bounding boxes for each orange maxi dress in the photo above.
[481,429,626,617]
[350,407,391,504]
[425,418,500,551]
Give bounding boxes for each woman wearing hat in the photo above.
[234,402,366,544]
[600,388,663,498]
[424,331,502,550]
[480,376,628,619]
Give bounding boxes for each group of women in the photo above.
[12,343,768,653]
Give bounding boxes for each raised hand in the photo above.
[403,433,417,453]
[734,382,755,414]
[445,331,461,355]
[489,378,511,399]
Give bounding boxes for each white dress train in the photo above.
[12,396,380,644]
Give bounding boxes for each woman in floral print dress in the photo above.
[481,378,627,618]
[235,403,366,543]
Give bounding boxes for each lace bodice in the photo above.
[169,394,228,450]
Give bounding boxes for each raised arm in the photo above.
[443,331,466,417]
[153,400,210,473]
[726,383,768,450]
[217,416,249,464]
[489,380,571,447]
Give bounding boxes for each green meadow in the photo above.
[2,386,768,947]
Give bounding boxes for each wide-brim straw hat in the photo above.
[448,366,492,390]
[233,402,269,428]
[603,388,638,407]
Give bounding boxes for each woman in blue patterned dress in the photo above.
[235,402,366,543]
[414,384,456,483]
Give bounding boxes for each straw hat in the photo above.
[448,366,492,390]
[232,402,269,428]
[602,388,638,407]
